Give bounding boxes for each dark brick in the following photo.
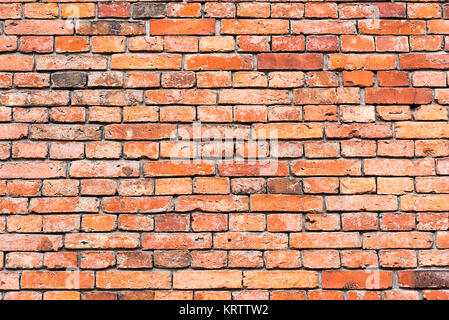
[52,72,87,88]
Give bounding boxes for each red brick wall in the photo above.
[0,0,449,300]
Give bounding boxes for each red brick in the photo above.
[143,233,211,250]
[366,88,431,104]
[291,233,360,249]
[258,53,322,70]
[96,271,170,289]
[222,19,288,35]
[244,271,318,289]
[359,20,425,35]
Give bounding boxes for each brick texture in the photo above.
[0,0,449,301]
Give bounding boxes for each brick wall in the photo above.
[0,0,449,300]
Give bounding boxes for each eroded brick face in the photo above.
[0,0,449,301]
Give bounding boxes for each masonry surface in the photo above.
[0,0,449,301]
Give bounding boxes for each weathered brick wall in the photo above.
[0,0,449,300]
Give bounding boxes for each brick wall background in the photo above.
[0,0,449,300]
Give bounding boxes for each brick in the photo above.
[250,193,321,212]
[380,212,415,231]
[61,3,95,18]
[380,250,417,268]
[6,252,43,269]
[129,37,163,52]
[154,251,190,269]
[43,215,80,233]
[329,54,397,70]
[303,250,340,269]
[272,36,305,52]
[306,3,337,18]
[402,195,449,212]
[327,123,393,139]
[0,3,21,19]
[303,177,338,194]
[24,3,58,19]
[119,214,153,232]
[186,54,252,71]
[400,54,449,70]
[168,3,200,18]
[150,19,215,35]
[399,271,449,289]
[143,233,211,250]
[145,161,214,177]
[4,291,41,300]
[98,2,129,18]
[292,20,356,35]
[117,251,152,269]
[92,36,125,53]
[103,197,173,213]
[359,20,425,35]
[97,271,170,289]
[76,21,145,36]
[0,56,34,71]
[176,195,247,212]
[244,271,318,289]
[229,251,263,268]
[197,72,231,88]
[229,213,264,232]
[292,160,361,176]
[164,36,198,52]
[309,291,345,300]
[366,88,431,104]
[65,233,139,250]
[341,35,374,52]
[0,235,62,251]
[258,53,322,70]
[253,123,322,140]
[376,36,409,52]
[174,271,241,289]
[326,195,397,212]
[364,232,433,249]
[307,36,339,52]
[378,71,410,87]
[341,251,378,269]
[0,0,448,298]
[155,178,191,195]
[341,212,377,231]
[111,54,181,70]
[37,55,107,71]
[265,250,301,269]
[0,273,20,290]
[191,251,226,269]
[322,271,393,289]
[414,105,447,120]
[291,233,360,249]
[20,36,52,53]
[222,19,288,35]
[204,3,234,18]
[294,88,360,105]
[410,36,443,51]
[364,159,435,176]
[5,20,73,35]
